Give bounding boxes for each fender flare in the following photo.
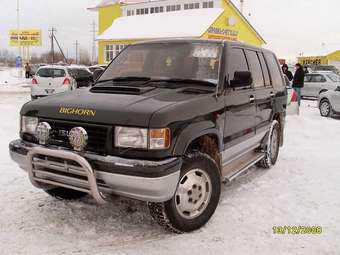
[172,121,222,156]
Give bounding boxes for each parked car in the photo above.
[89,64,107,73]
[9,39,287,233]
[31,65,77,100]
[312,65,339,75]
[67,66,94,88]
[318,86,340,117]
[301,71,340,98]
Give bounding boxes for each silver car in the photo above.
[302,71,340,98]
[318,86,340,117]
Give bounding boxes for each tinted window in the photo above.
[229,48,249,81]
[310,74,326,82]
[264,53,284,87]
[246,50,264,88]
[37,68,53,77]
[258,53,271,86]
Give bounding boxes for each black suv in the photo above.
[9,39,286,233]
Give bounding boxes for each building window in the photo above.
[160,6,164,12]
[136,9,140,15]
[184,3,200,10]
[166,5,171,12]
[203,1,214,8]
[176,4,181,10]
[105,44,126,63]
[151,7,155,13]
[167,4,181,12]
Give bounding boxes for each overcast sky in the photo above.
[1,0,340,60]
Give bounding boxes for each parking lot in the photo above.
[1,92,339,255]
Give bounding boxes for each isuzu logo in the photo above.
[68,127,88,151]
[35,122,51,145]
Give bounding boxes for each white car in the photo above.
[301,71,340,98]
[31,65,77,100]
[318,86,340,117]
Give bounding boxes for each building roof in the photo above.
[97,8,224,41]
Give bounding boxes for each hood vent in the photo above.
[90,86,155,95]
[180,88,213,95]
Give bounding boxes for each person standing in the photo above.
[292,63,305,111]
[282,64,293,81]
[24,63,31,79]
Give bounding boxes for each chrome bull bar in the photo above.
[27,147,106,204]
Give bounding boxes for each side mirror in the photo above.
[230,71,253,88]
[93,69,104,81]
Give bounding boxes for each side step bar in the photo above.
[222,151,265,182]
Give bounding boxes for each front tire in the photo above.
[44,187,87,200]
[148,152,221,233]
[319,99,332,117]
[257,120,280,169]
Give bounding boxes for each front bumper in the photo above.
[9,139,181,203]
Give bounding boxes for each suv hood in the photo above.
[21,87,214,126]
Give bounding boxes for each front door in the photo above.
[223,48,256,165]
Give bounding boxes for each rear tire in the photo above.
[257,120,280,169]
[44,187,87,200]
[148,152,221,233]
[319,99,332,117]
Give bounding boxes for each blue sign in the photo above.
[16,56,22,68]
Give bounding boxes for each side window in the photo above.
[264,52,284,87]
[311,74,326,83]
[304,74,312,82]
[258,53,271,86]
[228,48,249,81]
[245,50,264,88]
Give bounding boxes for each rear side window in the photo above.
[327,74,340,82]
[264,53,284,87]
[258,53,271,86]
[228,48,249,80]
[245,50,264,88]
[310,74,326,83]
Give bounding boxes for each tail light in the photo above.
[291,90,298,102]
[32,78,38,85]
[63,78,71,85]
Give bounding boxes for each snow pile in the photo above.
[0,96,339,255]
[0,67,30,94]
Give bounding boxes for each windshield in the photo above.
[99,43,222,84]
[37,68,66,78]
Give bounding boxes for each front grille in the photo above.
[40,119,109,154]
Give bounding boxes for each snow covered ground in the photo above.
[0,67,31,93]
[0,94,339,255]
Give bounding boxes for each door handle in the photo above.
[270,91,275,97]
[249,95,255,103]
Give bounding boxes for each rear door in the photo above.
[303,74,326,97]
[223,47,256,164]
[245,50,273,135]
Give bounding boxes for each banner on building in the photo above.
[9,29,42,47]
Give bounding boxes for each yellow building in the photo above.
[298,50,340,69]
[89,0,266,64]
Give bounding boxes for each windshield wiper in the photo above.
[96,76,152,84]
[147,78,217,87]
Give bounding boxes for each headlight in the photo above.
[115,127,148,149]
[21,116,38,134]
[115,127,171,150]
